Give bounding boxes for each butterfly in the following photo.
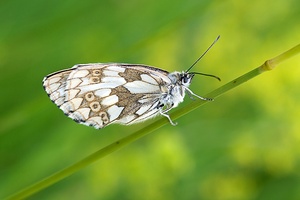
[42,36,220,129]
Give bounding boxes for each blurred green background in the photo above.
[1,0,300,199]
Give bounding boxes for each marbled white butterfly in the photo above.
[43,36,220,129]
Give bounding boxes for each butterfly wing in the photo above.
[43,63,171,129]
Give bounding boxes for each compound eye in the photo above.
[182,76,189,84]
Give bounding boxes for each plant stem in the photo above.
[7,43,300,200]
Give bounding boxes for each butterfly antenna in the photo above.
[186,35,220,73]
[192,72,221,81]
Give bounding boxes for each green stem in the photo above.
[7,43,300,200]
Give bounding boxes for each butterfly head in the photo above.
[180,72,194,87]
[167,71,194,87]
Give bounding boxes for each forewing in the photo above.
[43,63,170,129]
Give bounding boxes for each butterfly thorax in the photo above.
[159,71,194,108]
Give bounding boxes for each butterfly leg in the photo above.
[185,87,213,101]
[186,91,196,100]
[160,104,177,126]
[160,111,177,126]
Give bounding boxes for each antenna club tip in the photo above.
[213,76,221,81]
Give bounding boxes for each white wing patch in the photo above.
[140,74,157,85]
[135,104,152,115]
[102,77,126,84]
[104,66,126,72]
[103,70,120,76]
[107,105,124,121]
[69,70,89,79]
[94,89,111,98]
[66,89,80,100]
[68,79,82,89]
[48,77,62,85]
[101,95,119,106]
[116,115,136,124]
[73,107,91,120]
[69,98,84,110]
[124,81,160,93]
[48,82,60,92]
[78,83,121,94]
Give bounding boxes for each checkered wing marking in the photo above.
[43,63,171,129]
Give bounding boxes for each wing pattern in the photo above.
[43,63,171,129]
